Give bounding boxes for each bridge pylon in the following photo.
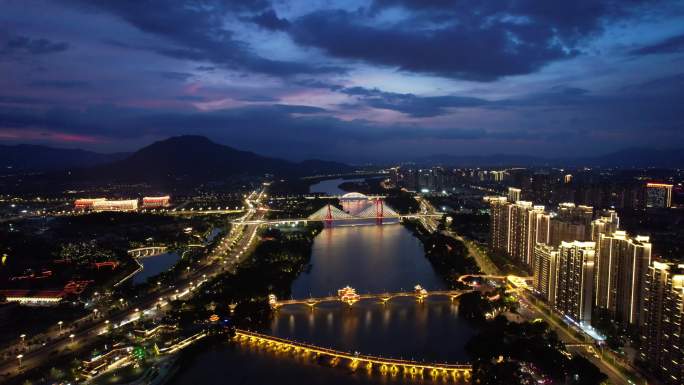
[375,199,384,225]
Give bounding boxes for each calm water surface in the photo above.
[170,224,475,384]
[309,178,364,195]
[132,252,180,285]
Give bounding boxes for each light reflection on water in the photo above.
[291,225,445,298]
[170,222,475,384]
[270,297,473,363]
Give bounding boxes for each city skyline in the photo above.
[1,1,684,161]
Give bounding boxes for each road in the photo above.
[518,292,642,385]
[0,190,266,379]
[414,195,500,275]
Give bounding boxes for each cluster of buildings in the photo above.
[74,196,171,212]
[390,167,459,192]
[487,187,682,384]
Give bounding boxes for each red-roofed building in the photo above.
[142,196,171,209]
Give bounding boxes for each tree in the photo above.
[458,291,491,323]
[568,355,608,385]
[132,346,146,362]
[49,367,65,381]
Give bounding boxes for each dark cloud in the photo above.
[62,0,337,76]
[236,95,280,102]
[159,71,194,81]
[28,80,90,89]
[629,33,684,56]
[0,96,49,105]
[249,9,290,31]
[289,10,575,81]
[289,1,660,81]
[175,95,206,102]
[0,103,497,151]
[340,87,490,117]
[293,79,344,91]
[0,34,69,55]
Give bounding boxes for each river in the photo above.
[309,178,364,195]
[170,222,475,384]
[132,252,180,285]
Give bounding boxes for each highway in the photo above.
[0,189,267,379]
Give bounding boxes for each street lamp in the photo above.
[19,334,26,346]
[16,354,23,368]
[58,321,63,333]
[69,334,75,344]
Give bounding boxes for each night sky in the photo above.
[1,0,683,162]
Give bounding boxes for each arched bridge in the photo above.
[269,285,470,309]
[127,246,168,258]
[233,329,471,381]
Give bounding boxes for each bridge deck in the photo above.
[235,214,443,225]
[234,329,471,376]
[275,290,467,306]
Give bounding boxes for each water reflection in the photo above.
[270,297,474,363]
[291,225,444,298]
[171,220,475,384]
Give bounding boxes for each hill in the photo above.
[0,144,127,174]
[87,136,352,183]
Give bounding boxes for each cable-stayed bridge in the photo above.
[233,192,443,225]
[234,204,442,225]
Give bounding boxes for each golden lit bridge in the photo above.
[233,329,472,380]
[127,246,168,258]
[269,285,470,309]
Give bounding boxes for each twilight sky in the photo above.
[1,0,683,162]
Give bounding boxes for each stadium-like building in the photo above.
[142,196,171,208]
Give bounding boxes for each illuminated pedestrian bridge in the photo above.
[232,329,472,381]
[268,285,470,308]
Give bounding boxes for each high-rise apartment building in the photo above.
[591,209,620,242]
[646,183,673,208]
[508,187,521,203]
[548,203,593,246]
[487,196,510,254]
[595,231,652,326]
[508,202,548,267]
[640,261,684,385]
[533,244,559,305]
[557,203,593,224]
[491,170,506,182]
[488,196,550,269]
[564,174,573,184]
[555,241,596,324]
